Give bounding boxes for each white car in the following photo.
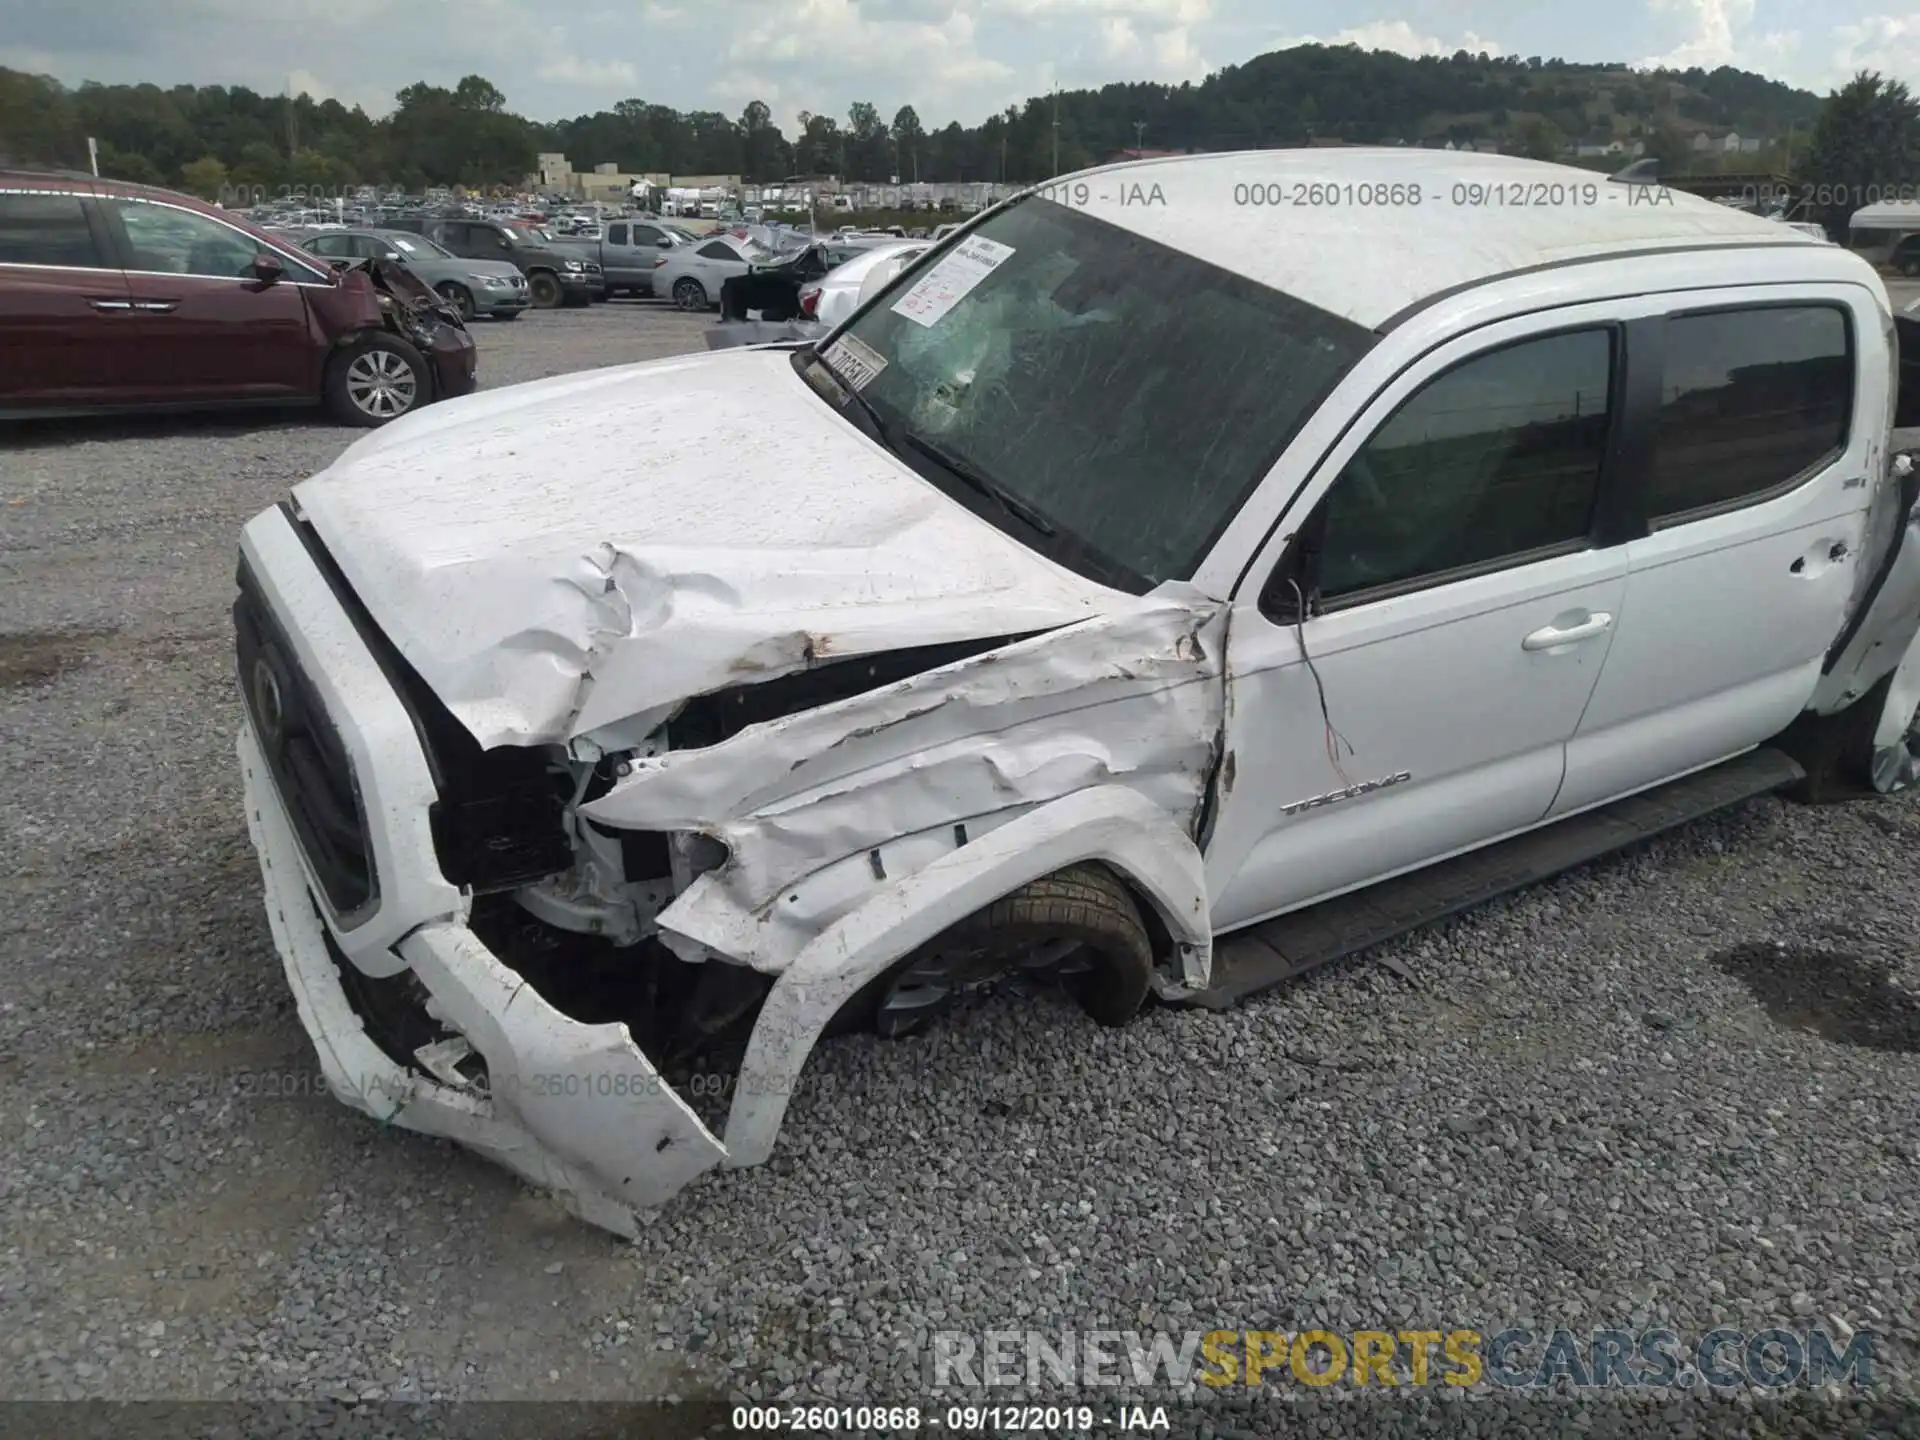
[800,239,930,327]
[233,149,1920,1236]
[650,232,774,310]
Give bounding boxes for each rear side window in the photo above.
[0,193,102,267]
[697,241,735,259]
[607,223,627,244]
[1644,305,1852,522]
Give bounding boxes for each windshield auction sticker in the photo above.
[890,236,1015,328]
[821,334,888,391]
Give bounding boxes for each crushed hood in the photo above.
[294,347,1150,748]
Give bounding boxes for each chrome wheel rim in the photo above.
[674,280,704,310]
[345,350,417,419]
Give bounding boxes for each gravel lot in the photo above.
[4,297,1920,1435]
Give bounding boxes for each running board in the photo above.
[1178,747,1805,1012]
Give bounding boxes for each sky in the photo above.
[0,0,1916,137]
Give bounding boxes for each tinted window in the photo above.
[0,193,102,267]
[1315,329,1614,600]
[1644,306,1852,520]
[304,232,350,257]
[697,240,737,259]
[117,201,261,278]
[635,226,663,245]
[607,223,627,245]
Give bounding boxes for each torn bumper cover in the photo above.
[235,498,1218,1233]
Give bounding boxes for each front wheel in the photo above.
[435,283,475,321]
[843,864,1156,1039]
[527,271,563,308]
[672,277,708,311]
[324,334,428,428]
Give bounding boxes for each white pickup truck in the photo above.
[235,150,1920,1235]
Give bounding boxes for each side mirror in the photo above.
[383,251,403,262]
[252,253,285,283]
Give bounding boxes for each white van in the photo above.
[1848,200,1920,273]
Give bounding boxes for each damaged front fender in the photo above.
[581,589,1227,969]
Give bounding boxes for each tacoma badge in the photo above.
[1280,771,1412,816]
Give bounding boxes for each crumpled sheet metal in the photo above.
[582,590,1227,928]
[294,347,1136,750]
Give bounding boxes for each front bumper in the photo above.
[234,506,723,1235]
[429,329,479,398]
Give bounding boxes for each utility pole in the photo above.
[1051,85,1060,177]
[1132,119,1146,155]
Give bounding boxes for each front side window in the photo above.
[1314,329,1615,601]
[1643,305,1852,522]
[117,200,264,278]
[0,193,103,268]
[816,196,1374,591]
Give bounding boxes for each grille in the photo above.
[584,261,603,275]
[236,512,578,907]
[234,561,376,915]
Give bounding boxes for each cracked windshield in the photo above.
[822,196,1373,592]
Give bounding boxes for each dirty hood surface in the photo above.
[295,347,1147,749]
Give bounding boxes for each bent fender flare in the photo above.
[716,785,1211,1168]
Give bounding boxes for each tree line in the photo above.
[0,47,1890,199]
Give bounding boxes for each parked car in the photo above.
[382,215,601,307]
[650,232,777,310]
[546,218,686,298]
[232,149,1920,1236]
[799,239,930,327]
[298,228,530,321]
[0,170,475,425]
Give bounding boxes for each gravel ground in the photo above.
[5,298,1920,1436]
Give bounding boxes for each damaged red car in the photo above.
[0,170,476,426]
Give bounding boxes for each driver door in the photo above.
[104,197,317,402]
[1204,316,1632,932]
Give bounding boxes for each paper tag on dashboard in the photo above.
[890,237,1015,328]
[821,333,888,390]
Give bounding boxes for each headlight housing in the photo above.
[563,259,584,272]
[473,273,508,287]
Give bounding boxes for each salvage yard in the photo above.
[5,294,1920,1429]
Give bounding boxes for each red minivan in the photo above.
[0,170,477,426]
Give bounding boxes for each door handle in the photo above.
[88,298,133,311]
[130,300,179,313]
[1522,612,1613,651]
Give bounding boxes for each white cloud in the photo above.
[536,54,641,88]
[1637,0,1758,67]
[1272,19,1508,58]
[1828,14,1920,88]
[724,0,1015,129]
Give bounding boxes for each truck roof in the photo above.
[1057,149,1824,331]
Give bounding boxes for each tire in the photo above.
[672,277,708,311]
[323,334,429,428]
[562,289,591,308]
[436,282,475,321]
[842,863,1155,1039]
[1775,670,1892,803]
[1904,252,1920,278]
[527,271,563,308]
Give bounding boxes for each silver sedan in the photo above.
[651,234,776,311]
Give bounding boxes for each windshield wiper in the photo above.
[900,431,1056,537]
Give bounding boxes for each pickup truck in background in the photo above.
[546,218,688,297]
[232,150,1920,1236]
[383,216,603,308]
